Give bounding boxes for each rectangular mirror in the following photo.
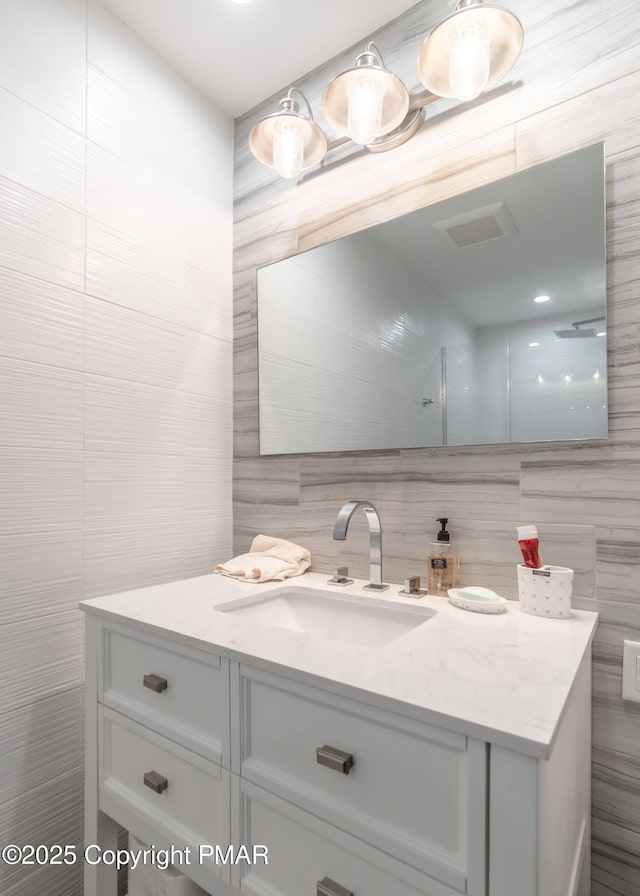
[257,143,607,455]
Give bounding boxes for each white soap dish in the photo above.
[448,586,508,614]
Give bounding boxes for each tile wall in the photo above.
[233,0,640,891]
[0,1,233,893]
[258,230,472,454]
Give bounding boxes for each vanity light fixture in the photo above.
[249,88,327,179]
[321,42,410,145]
[417,0,524,101]
[248,1,524,178]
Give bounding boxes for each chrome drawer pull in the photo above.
[143,771,168,794]
[143,674,168,693]
[316,745,354,775]
[317,877,353,896]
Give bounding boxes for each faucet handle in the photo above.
[399,575,427,597]
[327,566,354,587]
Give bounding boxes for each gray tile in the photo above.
[592,818,640,896]
[521,460,640,527]
[593,746,640,835]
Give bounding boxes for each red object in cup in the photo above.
[517,525,542,569]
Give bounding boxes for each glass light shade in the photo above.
[347,74,384,145]
[448,14,491,100]
[417,2,523,101]
[322,64,409,145]
[272,118,304,178]
[249,111,327,177]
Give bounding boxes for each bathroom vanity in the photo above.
[81,573,597,896]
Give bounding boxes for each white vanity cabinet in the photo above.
[85,617,234,895]
[232,664,486,896]
[82,574,595,896]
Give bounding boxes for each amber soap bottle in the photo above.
[427,517,460,596]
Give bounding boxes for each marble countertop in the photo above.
[81,572,598,759]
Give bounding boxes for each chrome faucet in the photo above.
[332,500,388,592]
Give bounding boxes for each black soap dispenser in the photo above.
[427,518,460,596]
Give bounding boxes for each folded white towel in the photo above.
[215,534,311,583]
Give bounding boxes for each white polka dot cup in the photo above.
[516,564,573,619]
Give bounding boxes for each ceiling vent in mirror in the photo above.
[432,200,518,248]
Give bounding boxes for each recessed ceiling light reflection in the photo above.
[529,342,540,347]
[534,295,550,304]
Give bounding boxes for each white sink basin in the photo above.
[216,587,436,647]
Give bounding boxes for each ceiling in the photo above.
[99,0,422,118]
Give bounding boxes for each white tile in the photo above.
[0,767,83,893]
[181,330,233,397]
[0,688,83,802]
[0,531,82,624]
[84,452,183,529]
[0,268,83,369]
[86,218,231,338]
[87,140,232,279]
[3,862,82,896]
[310,321,351,376]
[258,306,315,367]
[85,297,186,390]
[87,4,233,180]
[83,522,185,598]
[87,61,231,193]
[258,354,316,411]
[0,176,84,290]
[85,297,233,399]
[0,612,83,714]
[185,393,233,459]
[185,459,233,520]
[0,86,85,213]
[0,0,86,133]
[0,449,82,536]
[84,374,185,455]
[0,358,83,449]
[184,516,233,578]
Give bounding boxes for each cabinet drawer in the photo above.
[235,779,459,896]
[99,706,230,879]
[101,622,229,764]
[237,666,485,894]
